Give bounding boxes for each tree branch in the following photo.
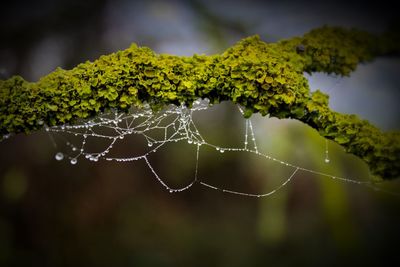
[1,26,399,180]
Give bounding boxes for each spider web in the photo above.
[44,97,383,198]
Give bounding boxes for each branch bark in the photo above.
[1,26,399,180]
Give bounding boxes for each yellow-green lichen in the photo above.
[0,26,399,180]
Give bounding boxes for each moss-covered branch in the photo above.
[1,26,399,180]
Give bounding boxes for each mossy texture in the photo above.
[0,26,399,180]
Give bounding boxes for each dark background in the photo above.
[1,0,400,266]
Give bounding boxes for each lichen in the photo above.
[0,26,399,180]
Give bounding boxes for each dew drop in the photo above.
[169,189,174,193]
[148,142,153,147]
[55,152,64,161]
[325,158,330,163]
[70,158,77,165]
[220,149,225,153]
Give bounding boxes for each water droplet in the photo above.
[70,158,77,165]
[169,189,174,193]
[220,149,225,153]
[72,147,77,151]
[55,152,64,161]
[188,140,193,144]
[325,158,330,163]
[148,142,153,147]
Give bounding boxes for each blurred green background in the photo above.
[1,0,400,266]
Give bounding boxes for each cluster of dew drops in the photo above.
[55,151,77,165]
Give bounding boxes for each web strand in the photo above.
[199,168,299,197]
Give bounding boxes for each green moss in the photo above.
[0,26,399,180]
